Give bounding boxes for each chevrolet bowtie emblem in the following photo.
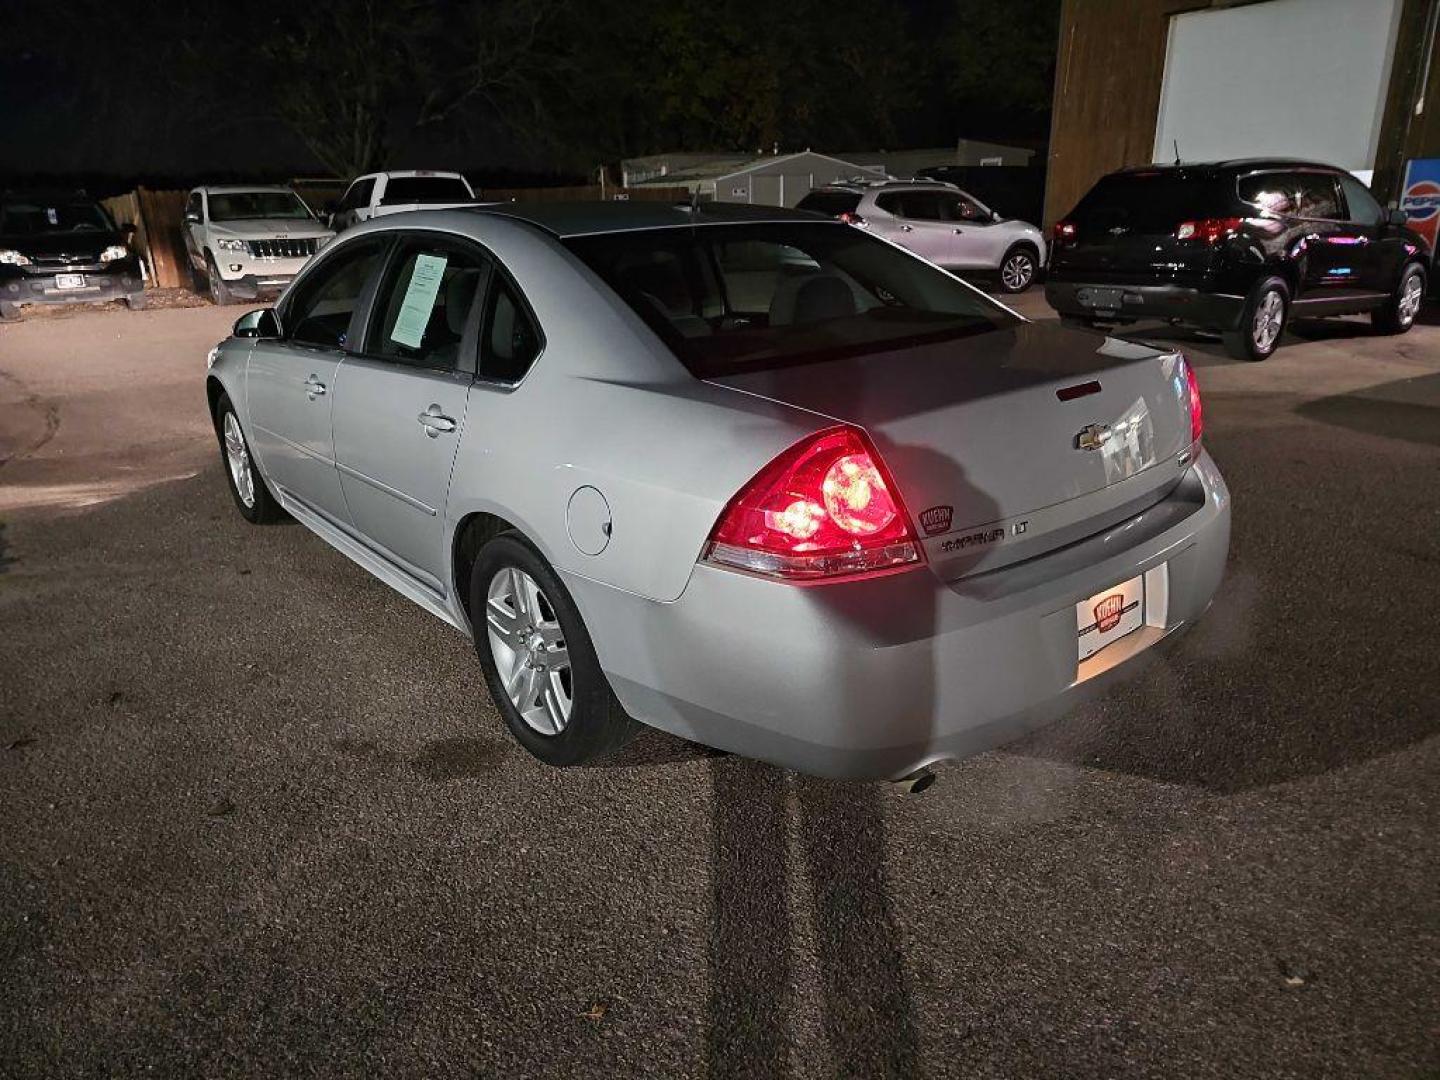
[1076,423,1112,451]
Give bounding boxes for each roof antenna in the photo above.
[1173,139,1182,165]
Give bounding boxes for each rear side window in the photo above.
[366,241,490,369]
[287,240,386,349]
[564,221,1017,377]
[380,177,473,205]
[480,278,543,383]
[1070,172,1227,233]
[796,191,862,217]
[1237,171,1341,220]
[876,191,947,220]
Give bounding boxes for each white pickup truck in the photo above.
[328,171,479,232]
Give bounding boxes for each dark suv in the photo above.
[0,191,145,321]
[1046,160,1429,360]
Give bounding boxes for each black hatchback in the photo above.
[1045,160,1430,360]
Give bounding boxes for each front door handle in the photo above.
[304,375,326,399]
[953,227,965,234]
[898,223,913,232]
[418,404,457,438]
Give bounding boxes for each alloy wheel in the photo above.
[222,412,255,508]
[1001,252,1034,291]
[1252,290,1284,352]
[485,566,573,736]
[1399,273,1423,326]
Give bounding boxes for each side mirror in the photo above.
[1388,207,1409,227]
[323,200,340,215]
[233,308,281,339]
[121,221,138,237]
[184,211,201,224]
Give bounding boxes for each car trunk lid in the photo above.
[706,321,1196,580]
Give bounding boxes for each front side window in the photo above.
[1338,174,1383,226]
[565,221,1018,377]
[287,240,386,349]
[367,241,490,369]
[208,191,313,222]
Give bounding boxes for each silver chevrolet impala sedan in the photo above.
[205,202,1230,780]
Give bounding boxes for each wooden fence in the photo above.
[100,183,692,292]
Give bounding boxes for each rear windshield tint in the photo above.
[796,191,863,216]
[1069,172,1228,234]
[380,177,473,205]
[564,222,1018,377]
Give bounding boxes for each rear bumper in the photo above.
[1046,280,1244,330]
[566,452,1231,780]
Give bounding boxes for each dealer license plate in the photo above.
[54,274,86,290]
[1076,575,1143,661]
[1077,286,1124,311]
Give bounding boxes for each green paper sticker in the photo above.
[390,253,448,349]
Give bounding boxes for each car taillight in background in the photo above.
[1052,220,1077,246]
[838,211,866,226]
[1175,217,1243,244]
[704,426,923,582]
[1182,357,1203,444]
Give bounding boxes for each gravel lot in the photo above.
[1,291,1437,1079]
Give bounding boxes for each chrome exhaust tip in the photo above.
[891,767,936,795]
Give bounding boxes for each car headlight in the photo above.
[99,245,130,263]
[215,238,247,252]
[0,249,32,266]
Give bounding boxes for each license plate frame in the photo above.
[1077,286,1124,311]
[54,273,87,290]
[1076,575,1144,661]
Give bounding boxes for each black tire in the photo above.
[214,393,282,523]
[1224,277,1288,361]
[205,254,234,306]
[1372,262,1426,334]
[124,292,148,311]
[0,301,20,322]
[997,243,1039,293]
[471,533,638,767]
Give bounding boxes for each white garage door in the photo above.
[1153,0,1403,173]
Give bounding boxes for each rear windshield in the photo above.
[564,222,1018,377]
[0,199,112,235]
[1069,172,1228,233]
[381,177,473,205]
[796,191,863,217]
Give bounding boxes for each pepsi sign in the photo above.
[1400,159,1440,264]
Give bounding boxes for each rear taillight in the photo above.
[1175,217,1242,244]
[1052,220,1077,245]
[704,426,923,582]
[838,211,866,226]
[1183,358,1203,444]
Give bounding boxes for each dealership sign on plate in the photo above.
[1400,158,1440,264]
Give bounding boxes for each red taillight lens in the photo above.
[1183,358,1203,444]
[838,211,866,226]
[1052,220,1077,244]
[1175,217,1242,244]
[704,426,923,581]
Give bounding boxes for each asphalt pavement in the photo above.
[1,293,1437,1078]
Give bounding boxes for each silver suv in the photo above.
[798,180,1046,292]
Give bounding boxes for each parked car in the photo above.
[797,179,1047,292]
[328,170,478,231]
[1046,159,1430,361]
[184,185,335,306]
[0,190,144,320]
[205,202,1228,781]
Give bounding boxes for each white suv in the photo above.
[328,171,478,232]
[184,186,334,305]
[798,180,1047,292]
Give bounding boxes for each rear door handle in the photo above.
[418,404,457,437]
[304,375,326,398]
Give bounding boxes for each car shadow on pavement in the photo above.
[1295,373,1440,447]
[707,758,921,1080]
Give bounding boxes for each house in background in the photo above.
[838,139,1037,179]
[624,151,885,207]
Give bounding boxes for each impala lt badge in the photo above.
[1076,423,1113,451]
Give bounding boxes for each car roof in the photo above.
[370,171,467,180]
[472,200,830,238]
[1113,158,1345,177]
[816,179,960,192]
[196,184,297,195]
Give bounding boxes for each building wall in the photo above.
[1044,0,1440,226]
